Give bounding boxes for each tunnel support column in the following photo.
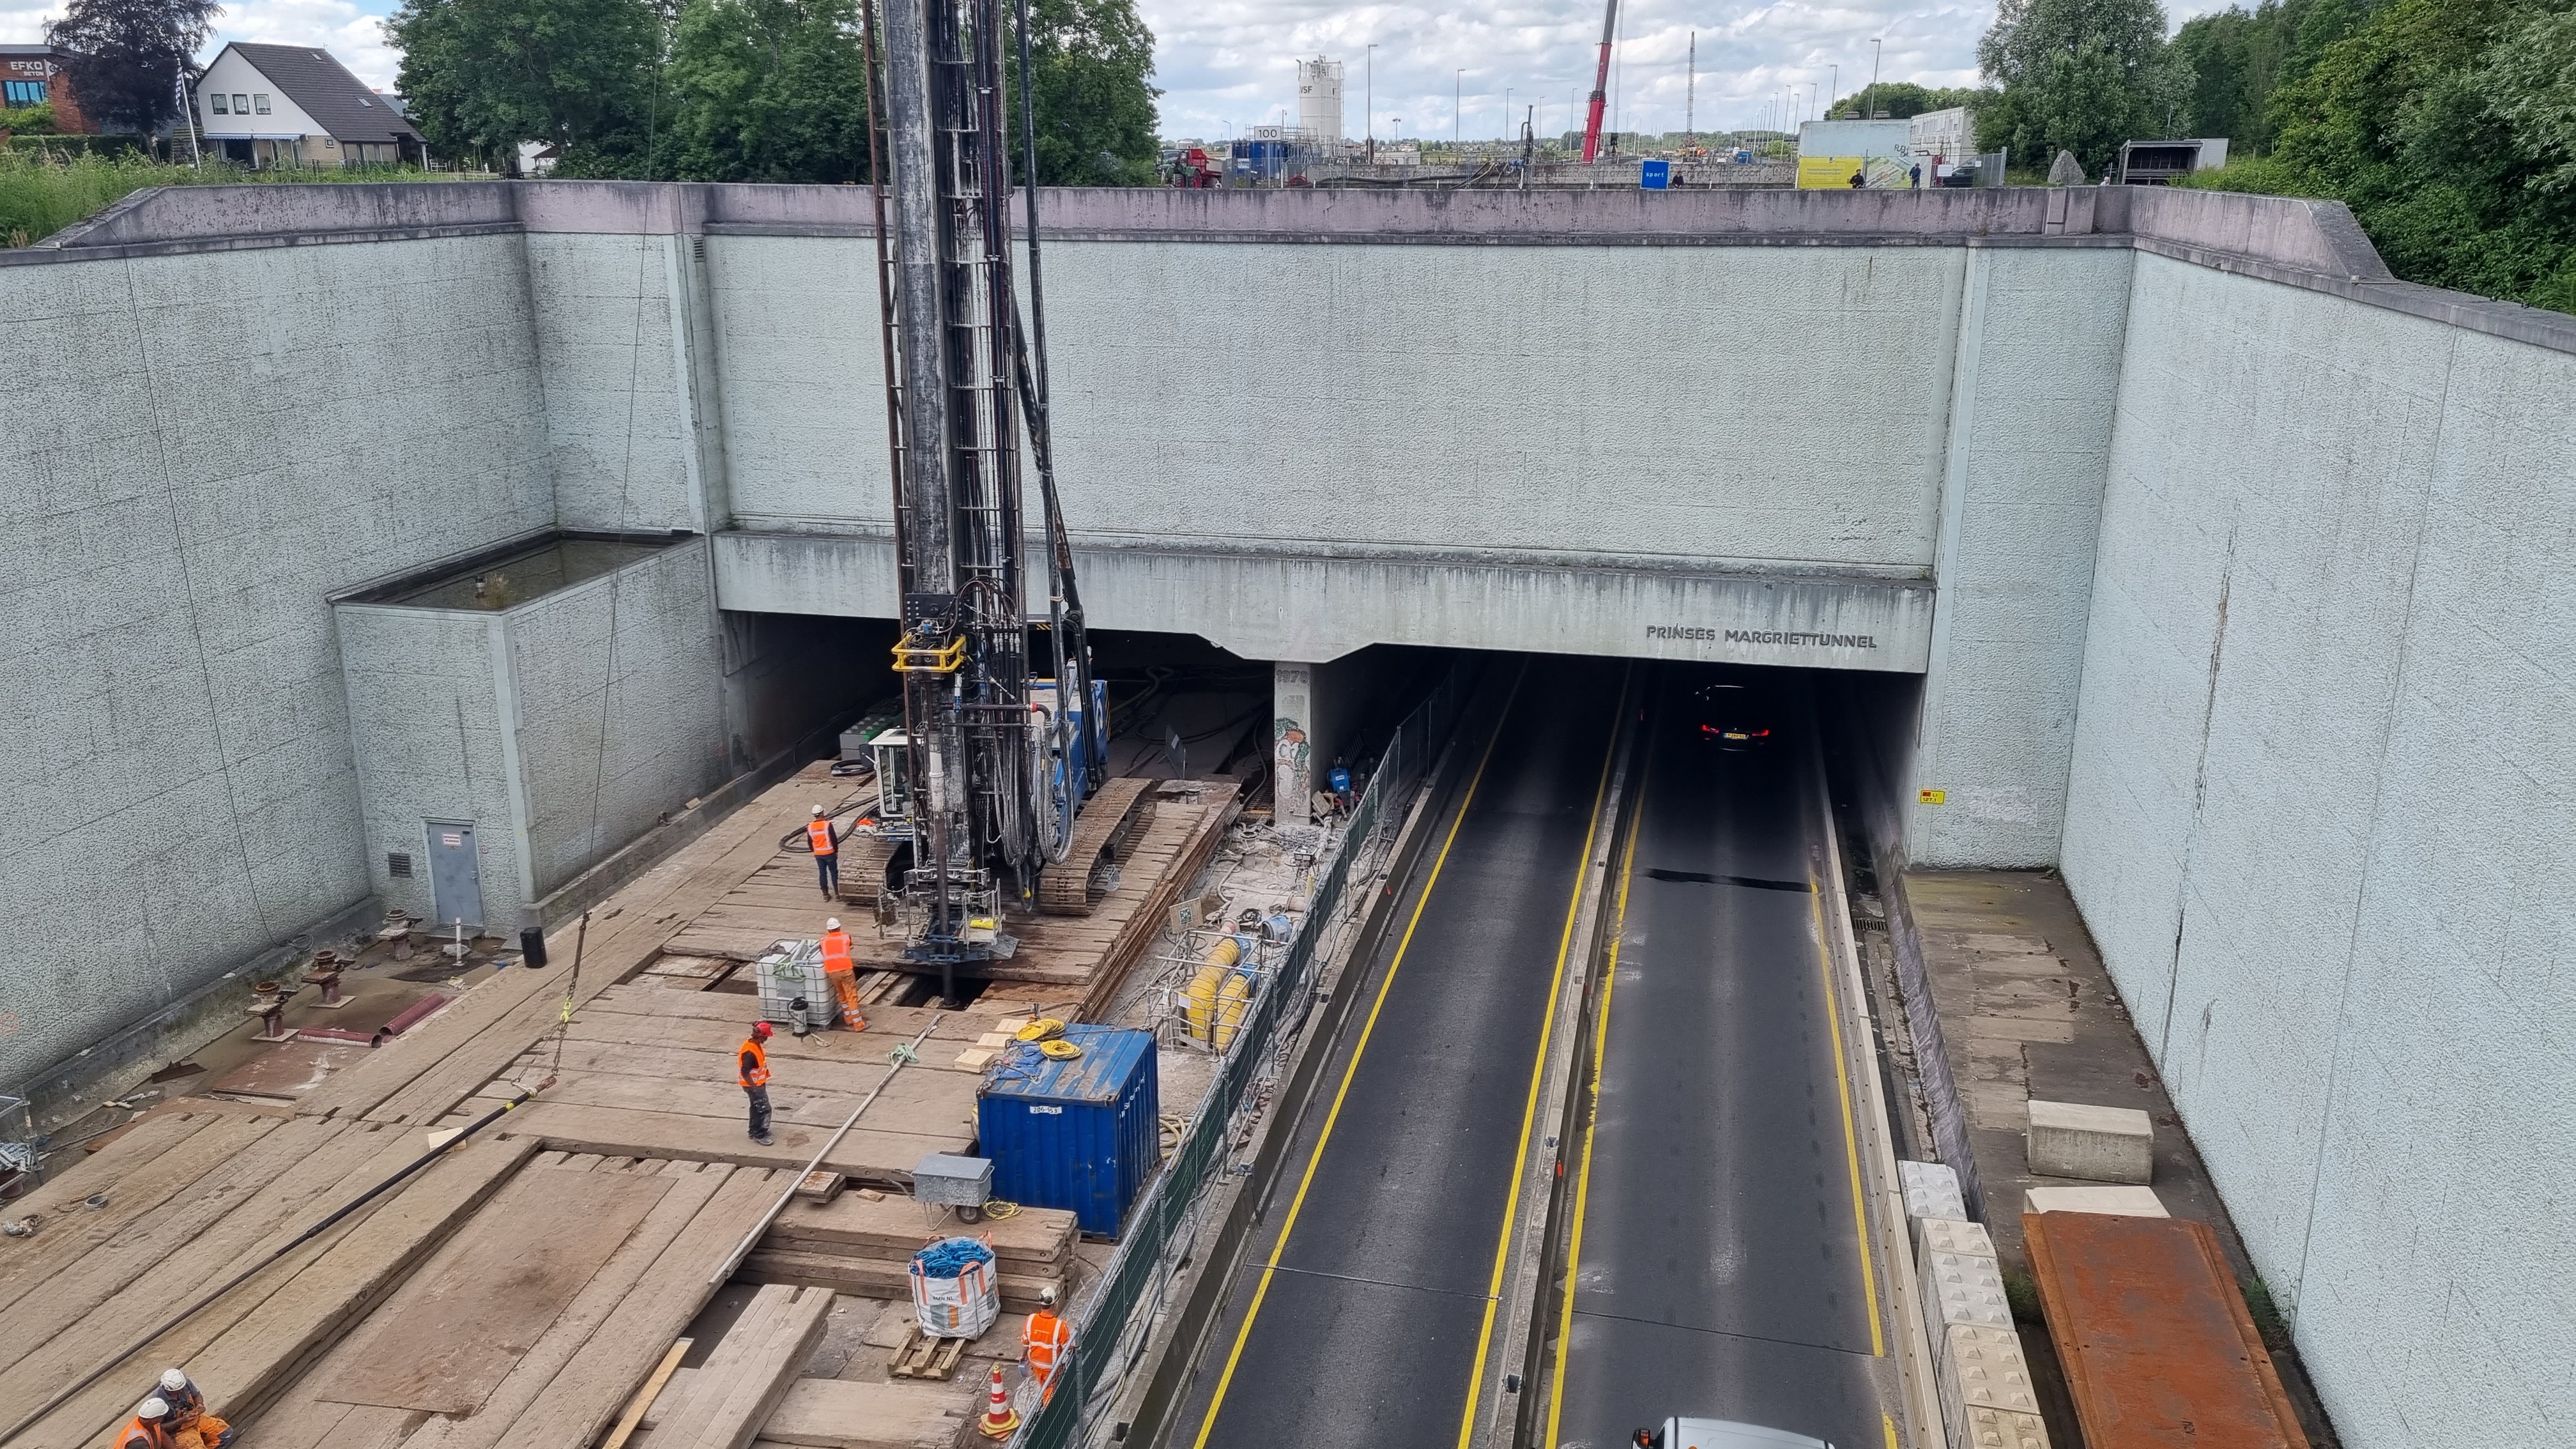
[1272,661,1317,822]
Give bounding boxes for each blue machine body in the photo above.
[976,1025,1159,1237]
[1032,676,1110,837]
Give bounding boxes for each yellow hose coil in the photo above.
[1184,937,1244,1041]
[1213,970,1253,1050]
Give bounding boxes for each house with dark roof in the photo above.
[194,43,422,167]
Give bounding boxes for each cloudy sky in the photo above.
[0,0,2220,144]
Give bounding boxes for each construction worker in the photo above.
[153,1370,231,1449]
[110,1399,175,1449]
[819,918,866,1033]
[1022,1286,1071,1404]
[740,1020,776,1146]
[808,805,839,900]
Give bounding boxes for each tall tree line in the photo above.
[387,0,1160,183]
[2170,0,2576,312]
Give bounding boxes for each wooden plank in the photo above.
[521,1039,980,1096]
[736,1250,1062,1313]
[1082,788,1241,1020]
[754,1376,974,1449]
[559,1016,987,1076]
[0,1112,231,1314]
[10,1134,538,1449]
[487,1167,793,1449]
[601,1338,692,1449]
[296,967,559,1121]
[0,1113,295,1369]
[399,1165,733,1449]
[321,1164,676,1413]
[495,1101,967,1183]
[765,1194,1074,1268]
[520,1068,977,1136]
[652,1284,833,1449]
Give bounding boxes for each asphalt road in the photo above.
[1547,673,1895,1449]
[1175,660,1628,1449]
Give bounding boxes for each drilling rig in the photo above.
[868,0,1107,1004]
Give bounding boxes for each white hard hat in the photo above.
[812,804,827,816]
[825,917,842,930]
[1038,1285,1056,1307]
[160,1368,188,1393]
[138,1399,170,1420]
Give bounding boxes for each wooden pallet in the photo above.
[889,1324,969,1379]
[1036,778,1158,915]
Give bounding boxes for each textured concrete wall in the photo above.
[0,234,551,1086]
[509,536,730,896]
[2062,252,2576,1447]
[336,604,528,926]
[526,233,705,533]
[1907,245,2134,866]
[708,236,889,531]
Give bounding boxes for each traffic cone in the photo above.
[977,1363,1020,1438]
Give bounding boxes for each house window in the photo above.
[209,91,228,114]
[233,94,249,113]
[253,94,270,114]
[2,80,43,106]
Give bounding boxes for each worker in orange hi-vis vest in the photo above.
[739,1022,775,1146]
[807,806,839,900]
[819,917,866,1032]
[1022,1287,1071,1403]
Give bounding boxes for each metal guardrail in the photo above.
[1013,664,1475,1447]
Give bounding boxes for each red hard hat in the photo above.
[751,1021,774,1039]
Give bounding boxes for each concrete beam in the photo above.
[712,528,1933,671]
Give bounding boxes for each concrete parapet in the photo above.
[1918,1216,1998,1259]
[2022,1185,2168,1217]
[2027,1100,2155,1183]
[1938,1324,2048,1448]
[1902,1160,1969,1222]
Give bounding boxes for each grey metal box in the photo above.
[912,1153,993,1209]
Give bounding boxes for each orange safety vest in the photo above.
[820,929,854,976]
[112,1416,174,1449]
[1023,1310,1071,1393]
[806,818,836,855]
[739,1036,771,1089]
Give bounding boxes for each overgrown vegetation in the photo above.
[0,103,57,135]
[388,0,1161,184]
[1825,82,1996,122]
[0,150,450,246]
[2170,0,2576,314]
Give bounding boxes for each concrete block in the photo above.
[1950,1404,2050,1449]
[1920,1247,2014,1342]
[1900,1160,1966,1222]
[2026,1098,2154,1183]
[2022,1184,2168,1217]
[1915,1216,1997,1259]
[1939,1324,2044,1448]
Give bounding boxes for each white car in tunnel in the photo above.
[1634,1418,1833,1449]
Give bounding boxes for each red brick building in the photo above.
[0,44,95,133]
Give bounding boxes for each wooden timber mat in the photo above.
[247,1155,792,1449]
[2,1124,537,1449]
[299,762,838,1128]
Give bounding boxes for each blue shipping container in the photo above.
[976,1025,1160,1237]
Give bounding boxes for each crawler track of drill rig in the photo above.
[1036,777,1158,914]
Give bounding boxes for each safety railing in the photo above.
[1014,661,1476,1447]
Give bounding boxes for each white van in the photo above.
[1634,1419,1834,1449]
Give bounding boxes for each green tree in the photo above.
[1826,82,1995,121]
[1977,0,2194,174]
[666,0,872,181]
[1013,0,1160,185]
[46,0,217,136]
[389,0,664,168]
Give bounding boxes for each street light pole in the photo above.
[1365,44,1376,164]
[1455,70,1463,146]
[1868,37,1883,118]
[1829,63,1839,117]
[1505,87,1512,142]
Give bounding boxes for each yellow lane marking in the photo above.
[1188,663,1526,1449]
[1454,666,1631,1449]
[1884,1411,1901,1449]
[1811,875,1887,1358]
[1542,733,1650,1448]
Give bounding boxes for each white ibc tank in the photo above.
[1298,57,1344,142]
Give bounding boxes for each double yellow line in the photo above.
[1190,666,1625,1449]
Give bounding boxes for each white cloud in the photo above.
[1140,0,2003,141]
[0,0,400,91]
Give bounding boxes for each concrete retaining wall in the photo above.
[2062,250,2576,1446]
[0,231,553,1087]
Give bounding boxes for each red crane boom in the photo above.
[1580,0,1619,163]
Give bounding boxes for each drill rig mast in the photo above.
[873,0,1103,1002]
